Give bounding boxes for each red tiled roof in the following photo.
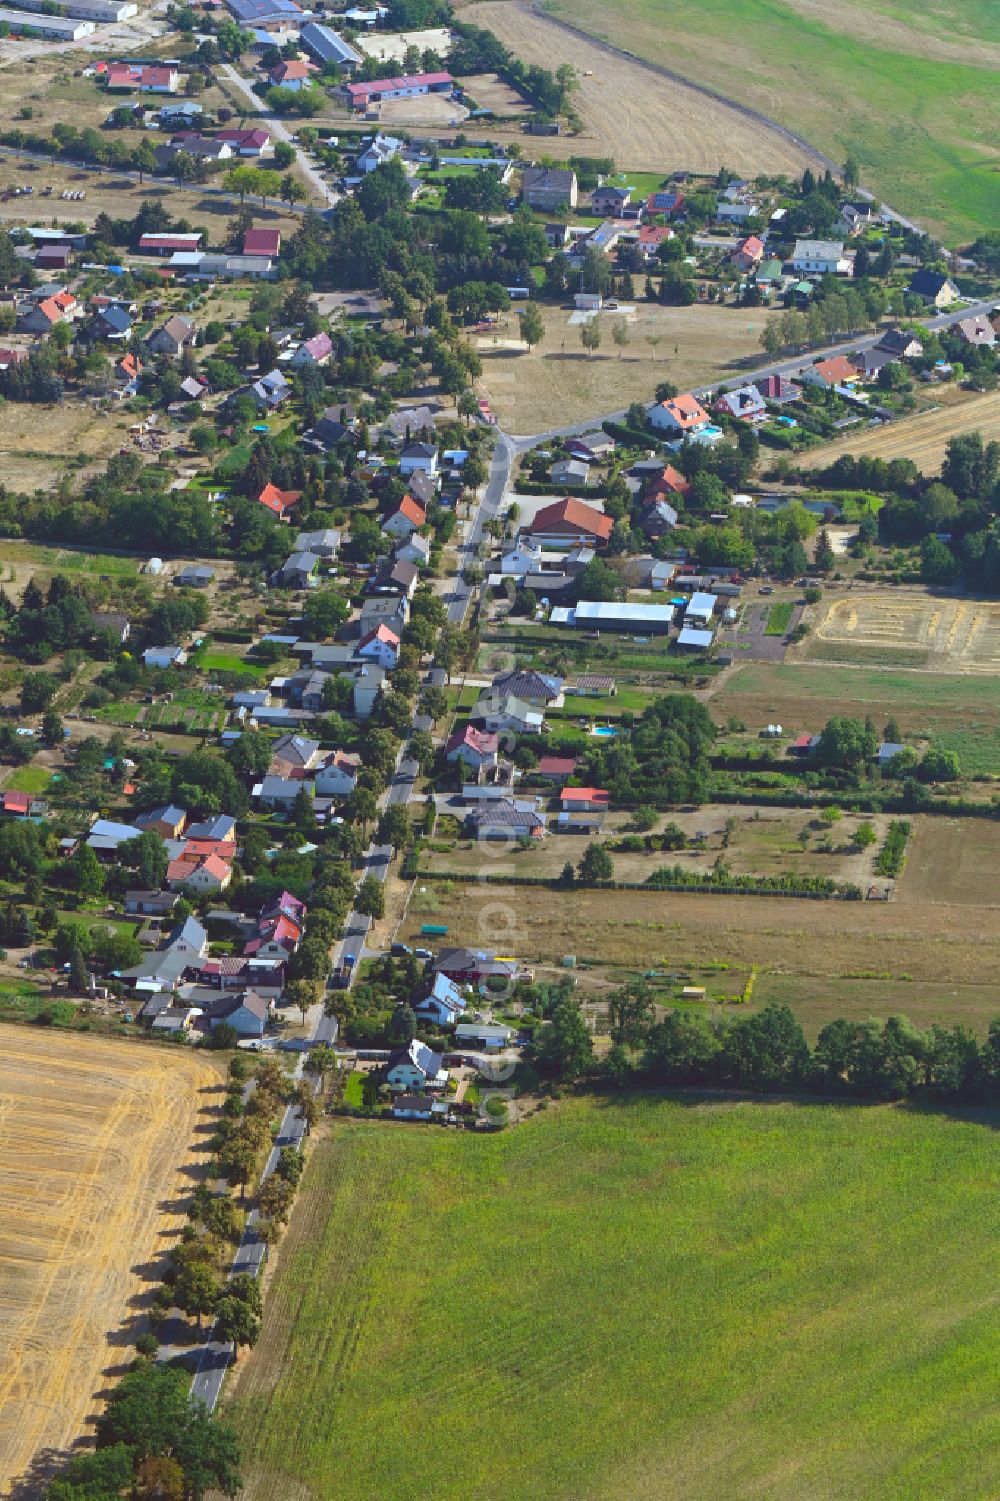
[528,497,613,542]
[257,482,302,515]
[394,494,426,528]
[560,787,609,803]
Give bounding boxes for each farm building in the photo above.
[0,10,95,38]
[300,19,361,68]
[550,601,674,633]
[343,70,453,110]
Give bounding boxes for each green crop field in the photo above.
[543,0,1000,240]
[228,1097,1000,1501]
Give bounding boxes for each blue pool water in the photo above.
[592,725,618,738]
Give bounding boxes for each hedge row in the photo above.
[414,868,860,900]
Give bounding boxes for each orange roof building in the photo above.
[257,482,302,518]
[527,497,614,547]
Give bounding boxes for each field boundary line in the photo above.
[528,0,839,173]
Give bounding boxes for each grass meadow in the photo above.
[543,0,1000,239]
[228,1098,1000,1501]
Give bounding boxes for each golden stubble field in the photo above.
[455,0,818,175]
[803,390,1000,475]
[811,588,1000,673]
[0,1029,221,1496]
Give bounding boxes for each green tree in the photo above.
[354,874,385,918]
[580,320,602,358]
[605,979,654,1047]
[518,302,544,352]
[536,997,594,1079]
[852,820,877,850]
[71,843,105,899]
[612,318,630,358]
[578,842,613,883]
[20,670,59,713]
[174,1262,220,1331]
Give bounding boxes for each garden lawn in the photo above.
[227,1096,1000,1501]
[6,765,52,794]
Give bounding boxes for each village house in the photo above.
[467,798,547,840]
[644,464,691,505]
[382,494,426,539]
[801,355,860,390]
[754,373,802,405]
[269,56,315,87]
[257,481,302,520]
[730,234,765,273]
[314,750,361,796]
[560,786,610,813]
[714,384,767,423]
[18,290,77,335]
[641,500,679,539]
[353,664,386,719]
[290,331,333,367]
[491,668,563,707]
[243,226,282,257]
[955,314,996,348]
[791,239,853,276]
[134,803,186,839]
[106,61,180,92]
[412,972,467,1028]
[393,532,431,568]
[167,852,232,894]
[646,189,684,218]
[647,392,710,438]
[906,269,959,307]
[253,368,291,408]
[385,1037,449,1092]
[357,623,400,669]
[147,314,196,356]
[434,948,520,987]
[269,733,321,777]
[590,183,631,217]
[521,166,578,211]
[217,127,272,157]
[205,989,271,1038]
[472,694,544,736]
[254,774,311,812]
[877,327,924,359]
[527,497,613,550]
[294,527,341,557]
[399,441,439,478]
[446,725,499,772]
[536,755,578,783]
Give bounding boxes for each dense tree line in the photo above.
[536,991,1000,1108]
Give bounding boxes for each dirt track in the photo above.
[0,1029,219,1496]
[458,0,822,175]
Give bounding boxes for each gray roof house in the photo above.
[294,528,341,557]
[147,314,195,356]
[279,551,320,588]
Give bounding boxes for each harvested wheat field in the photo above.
[803,391,1000,475]
[0,1029,220,1496]
[813,589,1000,673]
[456,1,817,176]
